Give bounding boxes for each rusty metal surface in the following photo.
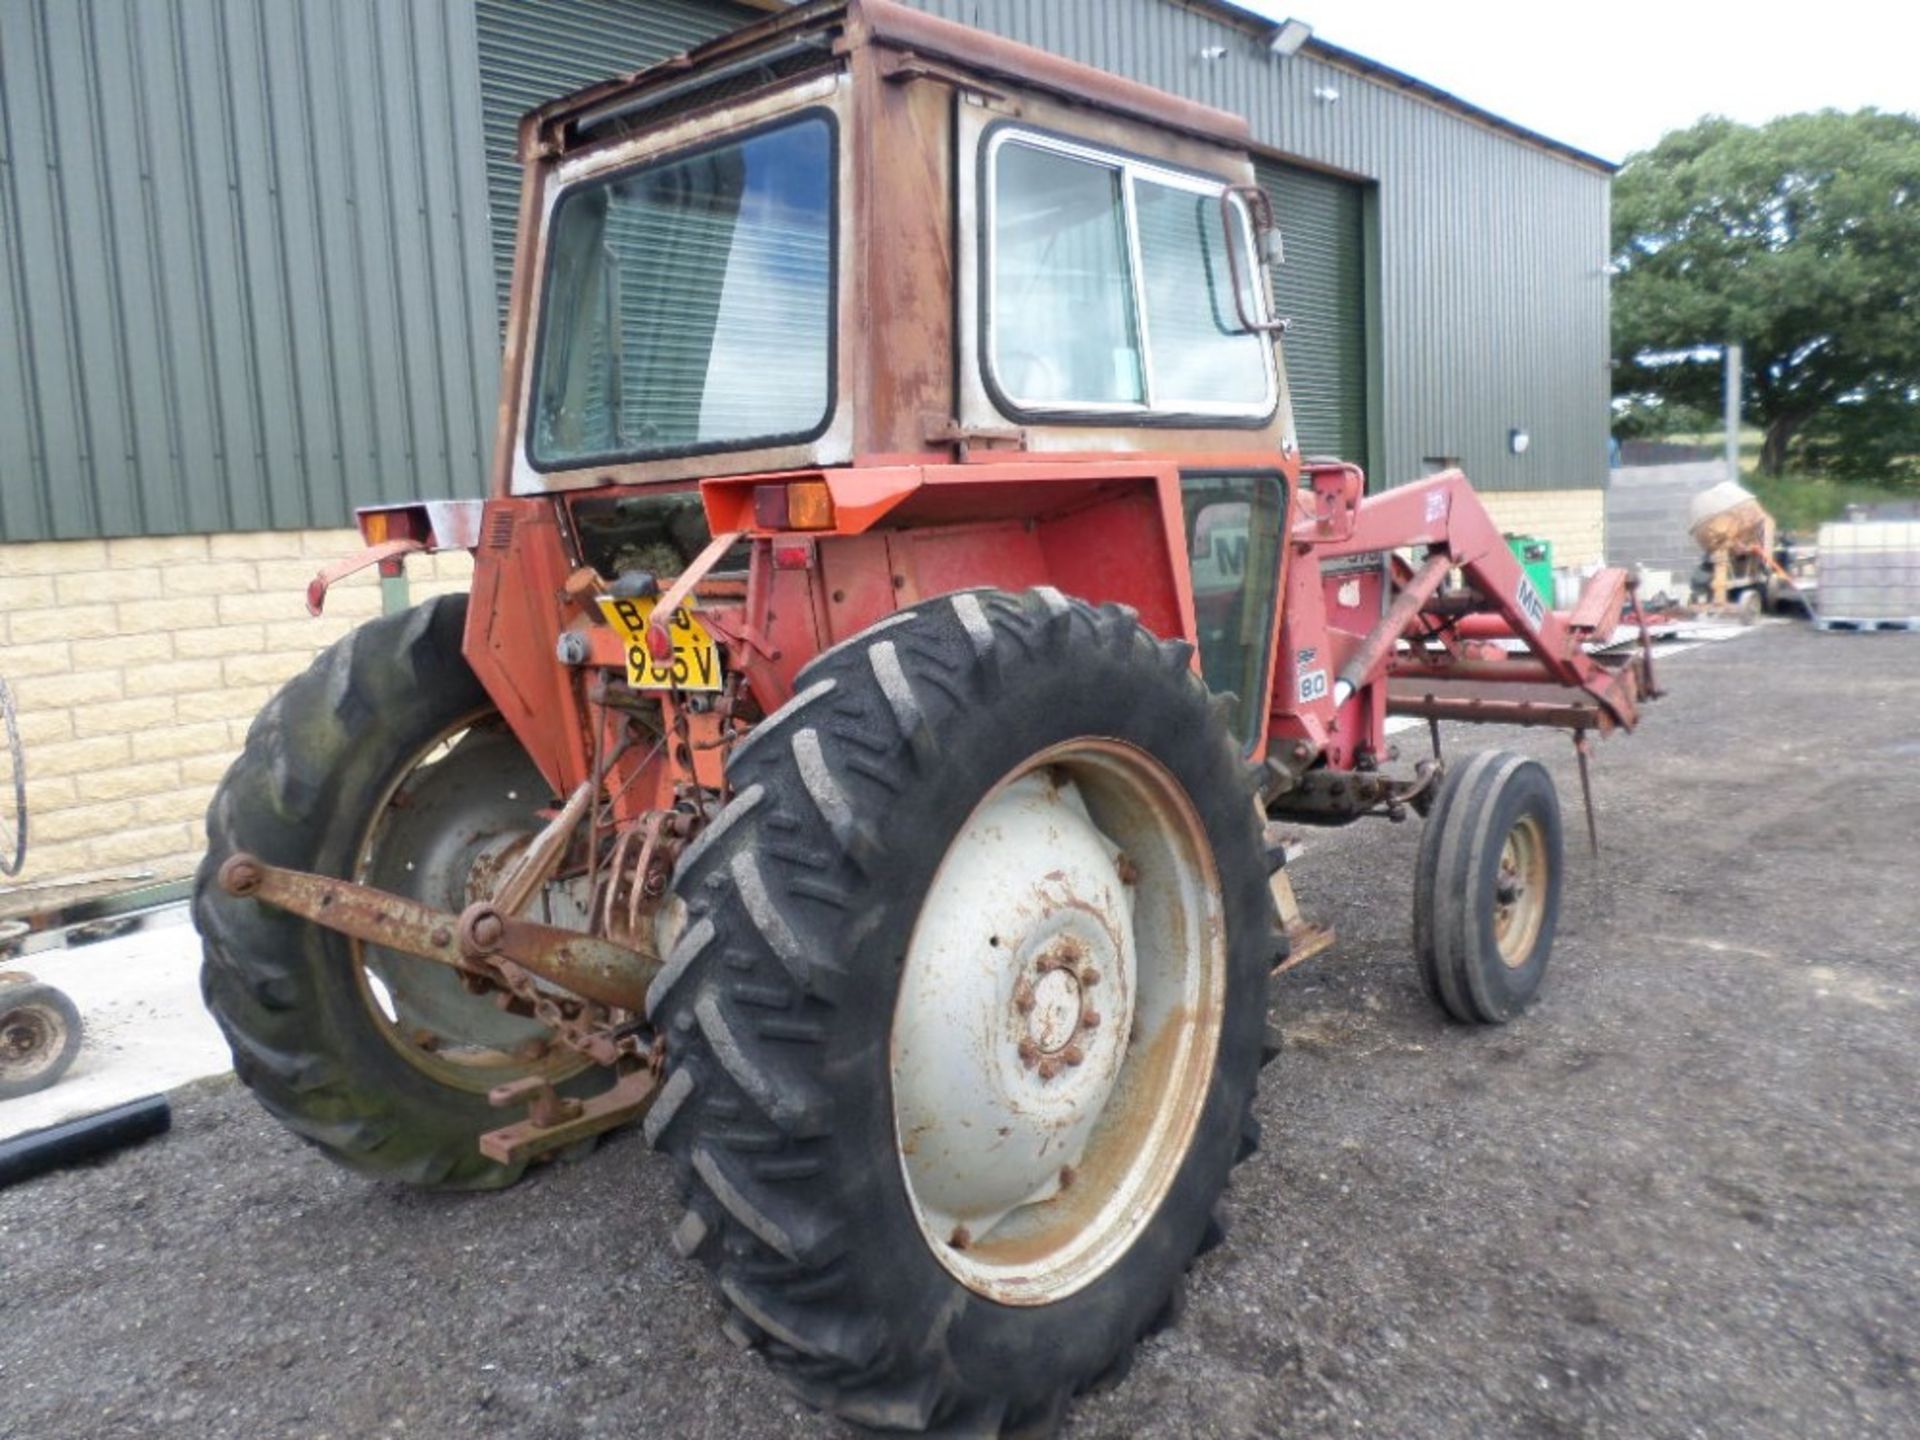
[305,539,429,617]
[218,855,471,971]
[218,854,658,1017]
[459,906,657,1014]
[490,780,595,918]
[478,1065,660,1166]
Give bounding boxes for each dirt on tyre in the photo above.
[195,595,598,1190]
[1414,750,1563,1024]
[646,587,1275,1434]
[0,978,84,1099]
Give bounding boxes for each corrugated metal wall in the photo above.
[0,0,500,543]
[909,0,1611,493]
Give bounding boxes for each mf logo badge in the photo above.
[1515,576,1547,632]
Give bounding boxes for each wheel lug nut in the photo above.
[1080,967,1100,988]
[1013,978,1035,1013]
[1017,1038,1040,1069]
[1080,1008,1100,1030]
[1038,1055,1063,1080]
[1061,1043,1085,1066]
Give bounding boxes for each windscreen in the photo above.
[530,114,833,468]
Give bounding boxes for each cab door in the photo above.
[1179,468,1290,753]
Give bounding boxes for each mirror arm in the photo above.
[1220,185,1291,336]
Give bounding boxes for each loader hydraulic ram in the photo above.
[198,3,1656,1433]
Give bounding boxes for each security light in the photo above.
[1268,18,1312,56]
[1509,428,1531,455]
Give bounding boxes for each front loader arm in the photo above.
[1270,465,1653,784]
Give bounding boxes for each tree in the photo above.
[1611,110,1920,477]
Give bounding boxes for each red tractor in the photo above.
[199,3,1655,1431]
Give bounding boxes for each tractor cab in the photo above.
[503,0,1296,490]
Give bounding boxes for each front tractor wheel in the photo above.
[647,589,1274,1433]
[1413,750,1564,1024]
[195,595,596,1190]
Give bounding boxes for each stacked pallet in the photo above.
[1815,521,1920,631]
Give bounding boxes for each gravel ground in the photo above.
[1,622,1914,1439]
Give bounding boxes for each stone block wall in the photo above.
[1,531,472,891]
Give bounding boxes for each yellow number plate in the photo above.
[597,596,724,692]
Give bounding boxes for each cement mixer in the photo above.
[1687,480,1812,617]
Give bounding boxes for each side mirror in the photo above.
[1219,185,1291,336]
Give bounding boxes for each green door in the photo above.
[1257,160,1369,474]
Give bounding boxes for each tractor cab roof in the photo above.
[517,0,1251,165]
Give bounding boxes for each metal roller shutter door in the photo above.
[1258,160,1369,471]
[474,0,766,328]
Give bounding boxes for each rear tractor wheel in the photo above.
[646,588,1276,1433]
[1414,750,1564,1024]
[195,595,600,1190]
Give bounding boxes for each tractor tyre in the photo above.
[1414,750,1563,1024]
[195,595,598,1190]
[0,979,84,1099]
[646,588,1275,1434]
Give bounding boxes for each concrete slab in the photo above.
[0,909,227,1142]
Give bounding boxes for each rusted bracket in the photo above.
[923,414,1027,461]
[643,530,744,663]
[217,854,658,1013]
[875,48,1010,101]
[219,853,472,967]
[1268,869,1336,973]
[479,1066,659,1166]
[306,539,428,616]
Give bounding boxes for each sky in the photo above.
[1231,0,1920,165]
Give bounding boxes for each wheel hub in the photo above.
[892,740,1226,1306]
[892,771,1137,1244]
[1493,816,1548,967]
[0,1004,62,1080]
[1025,962,1083,1054]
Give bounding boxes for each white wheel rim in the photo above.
[890,739,1226,1305]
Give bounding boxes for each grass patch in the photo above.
[1744,472,1911,534]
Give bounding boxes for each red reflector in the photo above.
[771,538,815,571]
[753,485,789,530]
[647,622,673,662]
